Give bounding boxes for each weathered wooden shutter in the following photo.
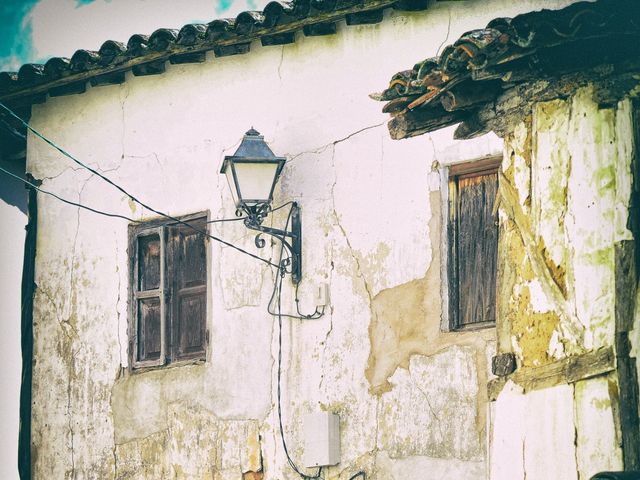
[131,226,166,367]
[448,162,498,329]
[168,218,208,361]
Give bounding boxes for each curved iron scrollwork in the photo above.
[241,202,302,284]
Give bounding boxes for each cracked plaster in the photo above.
[23,2,619,479]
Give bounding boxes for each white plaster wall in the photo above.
[0,157,26,480]
[25,1,588,479]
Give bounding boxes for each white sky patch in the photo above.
[27,0,269,62]
[0,55,24,72]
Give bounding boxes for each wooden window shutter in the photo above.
[448,160,499,330]
[131,226,166,367]
[168,218,208,361]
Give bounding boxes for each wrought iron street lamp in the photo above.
[220,128,302,283]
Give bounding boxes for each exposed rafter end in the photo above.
[387,105,468,140]
[454,113,491,140]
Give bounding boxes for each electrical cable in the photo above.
[348,472,366,480]
[268,279,325,320]
[0,102,280,269]
[4,165,359,480]
[0,166,140,223]
[2,103,360,480]
[272,205,323,480]
[206,216,246,224]
[264,202,324,320]
[268,206,364,480]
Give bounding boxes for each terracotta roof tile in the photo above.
[148,29,179,51]
[176,24,207,46]
[373,0,640,140]
[0,0,428,103]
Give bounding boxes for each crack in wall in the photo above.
[120,83,130,162]
[372,396,381,476]
[67,347,82,480]
[329,144,374,304]
[112,444,118,480]
[64,172,94,316]
[522,436,527,480]
[114,241,124,367]
[327,138,379,477]
[126,153,161,167]
[110,381,119,480]
[62,172,94,479]
[287,122,385,164]
[41,165,83,182]
[408,368,445,442]
[427,134,438,165]
[319,254,335,391]
[39,163,121,192]
[277,46,285,81]
[572,387,580,480]
[113,427,171,447]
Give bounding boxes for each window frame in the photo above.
[440,157,501,332]
[127,211,210,371]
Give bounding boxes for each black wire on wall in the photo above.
[1,101,369,480]
[0,102,280,268]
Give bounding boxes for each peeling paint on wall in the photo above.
[499,87,635,368]
[25,2,636,478]
[490,85,635,479]
[366,192,494,395]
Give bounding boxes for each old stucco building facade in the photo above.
[0,0,638,479]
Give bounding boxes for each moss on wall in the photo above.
[499,86,634,368]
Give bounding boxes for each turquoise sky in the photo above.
[0,0,40,69]
[0,0,260,71]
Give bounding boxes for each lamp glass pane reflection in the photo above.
[220,128,285,211]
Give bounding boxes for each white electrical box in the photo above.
[303,412,340,467]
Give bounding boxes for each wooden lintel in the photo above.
[475,64,640,138]
[440,81,500,112]
[388,105,467,140]
[488,346,615,401]
[454,112,492,140]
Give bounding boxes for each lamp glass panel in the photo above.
[224,165,241,207]
[234,162,280,204]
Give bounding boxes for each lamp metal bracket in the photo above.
[242,202,302,284]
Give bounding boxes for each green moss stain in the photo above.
[582,246,614,267]
[594,164,616,195]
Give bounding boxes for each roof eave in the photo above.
[0,0,425,104]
